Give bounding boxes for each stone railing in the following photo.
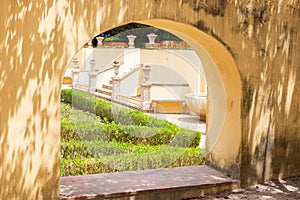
[83,33,192,50]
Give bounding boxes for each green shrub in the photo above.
[61,89,73,104]
[103,36,120,42]
[60,89,205,177]
[61,89,179,129]
[60,157,115,176]
[61,140,92,159]
[61,103,105,141]
[170,128,201,148]
[61,121,80,141]
[99,124,200,147]
[61,103,201,147]
[95,100,113,122]
[60,146,205,176]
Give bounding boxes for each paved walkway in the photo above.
[60,165,238,200]
[148,113,206,133]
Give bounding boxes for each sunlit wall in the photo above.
[0,1,299,198]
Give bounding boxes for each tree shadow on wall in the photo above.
[0,0,125,199]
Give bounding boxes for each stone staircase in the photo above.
[94,64,143,108]
[116,95,142,109]
[95,79,113,101]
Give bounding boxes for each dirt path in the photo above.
[189,177,300,200]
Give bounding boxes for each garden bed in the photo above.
[60,89,205,176]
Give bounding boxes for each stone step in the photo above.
[97,88,112,96]
[60,165,239,200]
[114,95,142,110]
[102,83,113,90]
[114,98,140,110]
[94,91,111,101]
[74,84,89,92]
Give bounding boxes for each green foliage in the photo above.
[95,100,113,122]
[61,89,180,128]
[60,105,201,147]
[60,89,204,176]
[61,140,92,159]
[103,36,120,42]
[60,143,205,176]
[61,89,73,104]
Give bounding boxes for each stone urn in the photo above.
[127,34,137,48]
[147,33,157,47]
[184,93,207,121]
[96,36,104,46]
[113,61,121,76]
[142,65,151,82]
[87,40,93,47]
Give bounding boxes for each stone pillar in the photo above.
[71,58,80,88]
[111,61,122,100]
[127,34,136,48]
[71,69,80,88]
[87,59,97,92]
[140,82,152,111]
[140,65,152,111]
[72,57,79,69]
[88,72,97,92]
[89,59,96,72]
[111,77,121,100]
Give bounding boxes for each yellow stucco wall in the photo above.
[1,1,300,198]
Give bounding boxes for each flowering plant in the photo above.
[113,61,120,65]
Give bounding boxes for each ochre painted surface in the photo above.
[153,101,185,114]
[1,1,300,198]
[63,77,72,84]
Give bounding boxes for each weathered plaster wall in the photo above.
[191,0,300,185]
[0,0,299,198]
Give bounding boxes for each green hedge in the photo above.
[60,146,205,176]
[61,105,201,147]
[61,140,203,159]
[61,89,179,128]
[60,89,204,176]
[61,120,200,147]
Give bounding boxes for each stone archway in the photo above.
[73,19,242,178]
[70,20,242,178]
[3,1,299,199]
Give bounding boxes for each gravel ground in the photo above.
[189,177,300,200]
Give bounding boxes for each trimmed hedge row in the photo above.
[61,104,201,147]
[60,89,204,176]
[61,89,178,128]
[60,146,205,176]
[61,140,204,159]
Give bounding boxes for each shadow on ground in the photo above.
[187,177,300,200]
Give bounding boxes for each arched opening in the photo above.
[60,19,242,199]
[60,23,207,176]
[61,19,242,178]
